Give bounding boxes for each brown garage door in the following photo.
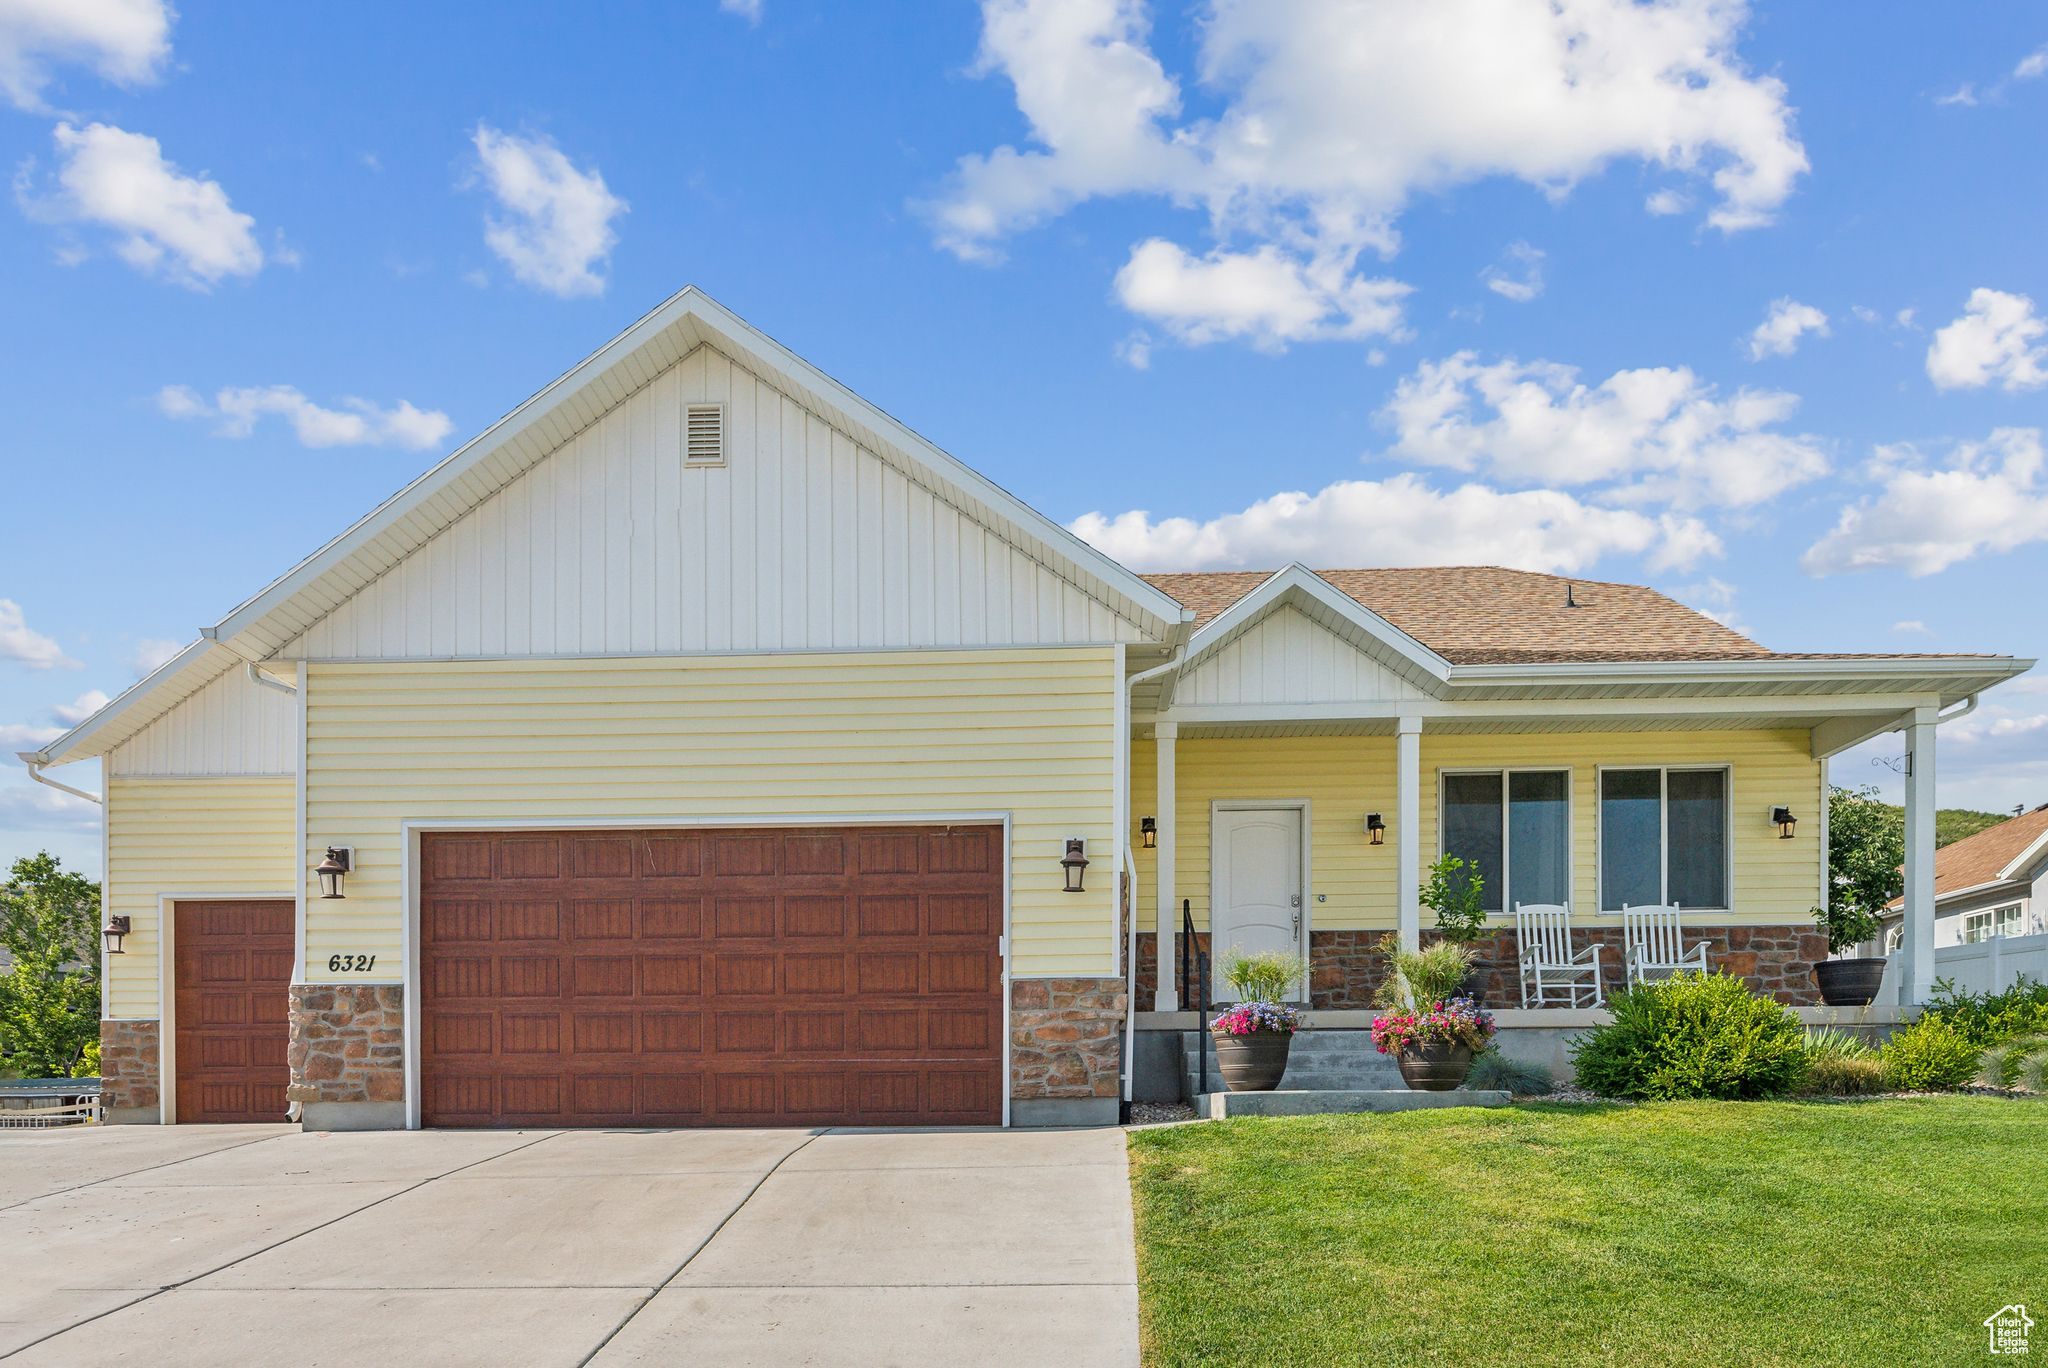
[173,900,293,1123]
[418,825,1005,1128]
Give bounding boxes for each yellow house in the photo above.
[19,288,2031,1130]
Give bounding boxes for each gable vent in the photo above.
[685,404,725,466]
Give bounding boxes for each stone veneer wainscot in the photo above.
[287,984,406,1129]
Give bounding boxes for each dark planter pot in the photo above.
[1396,1040,1475,1091]
[1814,957,1887,1007]
[1455,966,1488,1006]
[1212,1031,1293,1092]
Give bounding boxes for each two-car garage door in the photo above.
[417,824,1005,1128]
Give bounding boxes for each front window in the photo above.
[1441,769,1570,913]
[1599,767,1729,910]
[1961,904,2028,943]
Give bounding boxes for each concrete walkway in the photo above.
[0,1124,1139,1367]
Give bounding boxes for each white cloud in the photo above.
[1069,473,1717,575]
[1674,577,1745,633]
[1481,242,1545,303]
[2016,46,2048,81]
[19,122,264,289]
[1113,238,1408,350]
[129,638,184,675]
[719,0,764,22]
[929,0,1806,278]
[158,384,453,450]
[50,690,108,725]
[0,777,100,830]
[1803,427,2048,576]
[0,722,61,751]
[1644,189,1690,216]
[1379,352,1829,511]
[469,125,627,298]
[0,0,171,112]
[1746,297,1829,359]
[1891,620,1930,635]
[0,599,76,669]
[1935,83,1978,108]
[1926,288,2047,392]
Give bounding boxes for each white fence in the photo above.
[1931,931,2048,996]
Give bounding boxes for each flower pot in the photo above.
[1455,966,1488,1006]
[1212,1031,1292,1092]
[1396,1040,1474,1091]
[1814,956,1887,1007]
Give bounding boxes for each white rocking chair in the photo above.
[1622,904,1712,986]
[1514,902,1605,1008]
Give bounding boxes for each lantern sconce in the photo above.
[315,846,353,900]
[1060,837,1089,893]
[102,915,131,956]
[1770,806,1798,840]
[1364,812,1386,846]
[1139,816,1157,850]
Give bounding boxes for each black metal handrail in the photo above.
[1180,899,1211,1098]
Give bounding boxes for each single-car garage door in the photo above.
[417,825,1005,1128]
[173,899,294,1124]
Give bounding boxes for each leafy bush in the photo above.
[1374,936,1472,1009]
[1922,976,2048,1048]
[1421,854,1488,944]
[1468,1048,1553,1095]
[1799,1054,1888,1096]
[1879,1017,1982,1092]
[1978,1035,2048,1091]
[1220,948,1306,1004]
[1802,1026,1878,1063]
[1569,972,1808,1101]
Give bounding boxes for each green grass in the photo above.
[1129,1098,2048,1367]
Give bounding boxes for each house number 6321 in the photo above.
[327,954,377,973]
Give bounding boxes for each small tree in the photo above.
[1421,853,1488,944]
[1821,785,1902,953]
[0,852,103,1078]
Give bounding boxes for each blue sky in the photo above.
[3,1,2046,875]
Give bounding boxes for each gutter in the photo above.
[1120,647,1185,1114]
[246,661,299,696]
[17,755,101,806]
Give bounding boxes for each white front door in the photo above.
[1211,806,1306,1003]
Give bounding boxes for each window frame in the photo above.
[1595,763,1734,913]
[1435,766,1575,916]
[1963,903,2028,943]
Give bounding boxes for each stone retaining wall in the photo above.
[99,1019,160,1120]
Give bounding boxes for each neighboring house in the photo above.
[1876,804,2048,952]
[16,289,2033,1131]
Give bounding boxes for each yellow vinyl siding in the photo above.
[103,777,298,1018]
[303,648,1119,980]
[1132,728,1822,932]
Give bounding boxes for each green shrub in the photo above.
[1373,936,1473,1009]
[1468,1048,1553,1095]
[1978,1035,2048,1091]
[1880,1016,1982,1092]
[1923,976,2048,1048]
[1219,948,1306,1003]
[1802,1026,1878,1063]
[1570,972,1808,1101]
[1799,1054,1888,1096]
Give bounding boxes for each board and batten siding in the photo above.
[103,777,298,1018]
[302,648,1121,982]
[283,345,1148,661]
[107,664,297,777]
[1176,606,1434,707]
[1131,728,1823,934]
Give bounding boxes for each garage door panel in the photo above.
[174,899,292,1124]
[419,825,1003,1128]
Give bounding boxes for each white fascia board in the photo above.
[2001,831,2048,884]
[205,287,1189,662]
[1452,655,2035,695]
[1181,564,1453,693]
[24,638,219,767]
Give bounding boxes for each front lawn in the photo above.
[1129,1098,2046,1366]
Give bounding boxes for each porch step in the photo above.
[1194,1088,1509,1119]
[1181,1029,1403,1099]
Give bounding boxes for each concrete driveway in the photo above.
[0,1124,1138,1367]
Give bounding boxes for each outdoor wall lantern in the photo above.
[315,846,353,899]
[1060,837,1090,893]
[1770,806,1798,840]
[1364,812,1387,845]
[102,915,131,955]
[1140,816,1158,849]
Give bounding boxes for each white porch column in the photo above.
[1154,723,1179,1011]
[1900,706,1938,1005]
[1397,715,1422,953]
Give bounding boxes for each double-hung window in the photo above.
[1961,904,2028,943]
[1599,767,1729,911]
[1440,770,1571,913]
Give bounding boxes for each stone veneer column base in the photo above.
[288,984,406,1131]
[99,1019,161,1124]
[1009,977,1126,1126]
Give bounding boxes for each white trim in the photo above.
[293,672,309,986]
[1999,828,2048,884]
[1112,643,1129,971]
[155,891,295,1126]
[1207,799,1313,1000]
[1179,565,1452,694]
[1434,766,1574,920]
[396,810,1016,1131]
[1594,763,1734,913]
[1160,691,1953,728]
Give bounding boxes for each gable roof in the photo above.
[1173,564,1452,696]
[1921,803,2048,901]
[26,287,1191,767]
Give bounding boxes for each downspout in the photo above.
[1936,694,1978,726]
[247,661,299,696]
[19,756,101,806]
[1120,647,1186,1114]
